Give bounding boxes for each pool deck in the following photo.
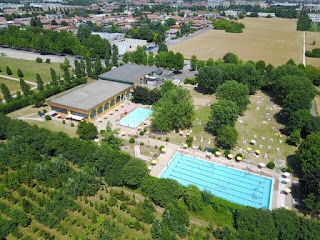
[150,147,293,210]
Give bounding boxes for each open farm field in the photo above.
[305,31,320,67]
[0,77,21,97]
[0,57,62,83]
[170,18,303,66]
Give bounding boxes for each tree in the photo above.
[105,50,111,67]
[112,44,118,66]
[287,109,312,133]
[0,83,12,102]
[121,158,148,188]
[74,59,81,78]
[216,125,238,149]
[288,130,301,146]
[6,66,12,75]
[158,43,168,53]
[77,24,91,42]
[35,74,44,91]
[216,80,250,113]
[50,68,58,85]
[300,169,320,216]
[51,19,58,25]
[184,185,204,212]
[162,202,189,237]
[208,100,239,132]
[303,116,320,136]
[206,58,214,67]
[60,21,68,26]
[32,92,46,108]
[76,121,98,140]
[152,84,194,132]
[223,52,238,64]
[283,90,313,116]
[93,55,103,78]
[296,133,320,175]
[190,55,198,70]
[148,51,155,66]
[19,79,31,96]
[256,60,266,73]
[197,66,223,93]
[272,208,299,240]
[173,52,184,71]
[85,55,92,77]
[101,121,122,149]
[165,18,176,27]
[17,68,24,78]
[297,13,311,31]
[122,52,130,64]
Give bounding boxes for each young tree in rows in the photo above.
[190,55,198,70]
[105,50,111,67]
[93,55,103,79]
[74,59,82,78]
[174,52,184,72]
[6,66,12,75]
[216,80,250,113]
[80,59,86,77]
[217,125,238,149]
[148,51,155,66]
[76,121,98,140]
[50,68,58,85]
[112,44,118,66]
[60,58,71,82]
[208,100,239,132]
[0,83,12,102]
[158,42,168,53]
[36,74,44,91]
[85,55,92,77]
[19,79,31,96]
[17,68,24,78]
[16,91,22,100]
[122,52,130,64]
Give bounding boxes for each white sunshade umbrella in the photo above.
[284,188,292,193]
[283,172,291,177]
[259,163,266,167]
[283,178,291,183]
[250,139,257,144]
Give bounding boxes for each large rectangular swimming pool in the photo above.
[161,153,273,209]
[119,107,153,128]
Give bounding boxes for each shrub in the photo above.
[224,149,231,157]
[45,58,51,63]
[140,142,144,146]
[71,122,74,127]
[62,120,65,124]
[267,161,275,169]
[45,115,51,121]
[140,131,145,136]
[165,137,169,142]
[212,148,219,153]
[184,77,198,85]
[159,145,164,151]
[43,109,47,113]
[129,137,135,144]
[236,153,243,158]
[36,57,43,63]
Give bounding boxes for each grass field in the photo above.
[170,18,303,66]
[305,31,320,67]
[0,57,62,83]
[0,77,21,97]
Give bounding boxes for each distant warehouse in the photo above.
[47,64,160,121]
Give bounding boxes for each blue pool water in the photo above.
[161,153,273,209]
[119,108,153,128]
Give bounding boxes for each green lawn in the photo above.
[0,57,62,83]
[0,77,21,97]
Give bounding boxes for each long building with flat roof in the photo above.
[48,64,160,121]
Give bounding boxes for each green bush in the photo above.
[140,142,144,146]
[129,137,135,144]
[36,57,43,63]
[71,122,74,127]
[165,137,169,142]
[43,109,47,113]
[45,115,51,121]
[6,66,12,75]
[224,149,231,157]
[46,58,51,63]
[267,161,275,169]
[140,131,145,136]
[184,77,198,85]
[62,120,65,124]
